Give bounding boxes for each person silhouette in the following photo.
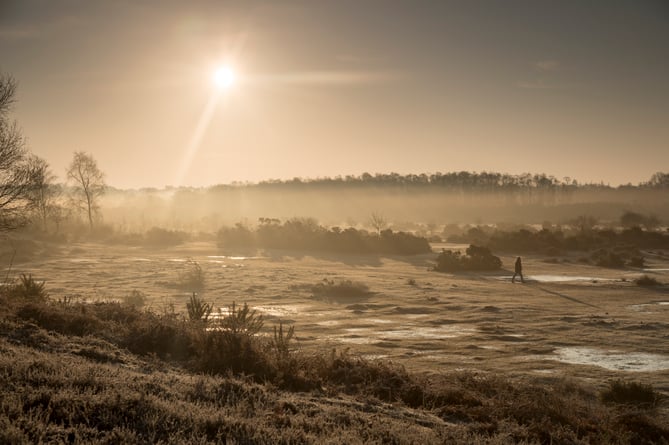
[511,256,524,283]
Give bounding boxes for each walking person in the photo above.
[511,256,524,283]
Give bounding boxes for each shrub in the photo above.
[144,227,188,247]
[311,279,371,300]
[433,245,502,272]
[216,218,432,255]
[218,301,264,336]
[5,274,49,302]
[186,293,212,324]
[635,275,661,286]
[123,289,147,308]
[601,379,661,408]
[591,249,625,268]
[177,258,205,293]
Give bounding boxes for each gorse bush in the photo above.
[311,279,372,300]
[217,301,264,335]
[601,379,661,408]
[634,274,662,287]
[433,245,502,272]
[217,217,432,255]
[4,274,49,301]
[186,293,212,323]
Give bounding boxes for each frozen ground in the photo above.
[7,242,669,394]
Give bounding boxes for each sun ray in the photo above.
[174,90,222,187]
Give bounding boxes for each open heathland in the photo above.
[2,240,669,443]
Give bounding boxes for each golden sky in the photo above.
[2,1,668,188]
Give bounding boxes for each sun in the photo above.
[213,66,236,89]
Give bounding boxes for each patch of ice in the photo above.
[316,320,341,327]
[364,318,393,324]
[553,347,669,372]
[206,255,264,260]
[254,304,312,317]
[528,275,613,283]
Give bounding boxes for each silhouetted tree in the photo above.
[369,212,387,235]
[26,155,60,231]
[66,151,106,230]
[0,74,35,232]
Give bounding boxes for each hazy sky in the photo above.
[2,0,668,188]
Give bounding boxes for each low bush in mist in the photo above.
[176,258,205,294]
[310,279,372,300]
[217,217,431,255]
[144,226,189,247]
[433,245,502,272]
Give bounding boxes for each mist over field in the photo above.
[99,175,669,233]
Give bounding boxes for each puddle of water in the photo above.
[206,255,264,260]
[380,326,476,340]
[68,258,98,263]
[643,268,669,272]
[130,258,152,262]
[316,320,341,327]
[253,304,312,317]
[364,318,393,324]
[628,301,669,312]
[553,347,669,372]
[528,275,613,283]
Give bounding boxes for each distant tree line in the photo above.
[450,226,669,257]
[217,218,431,255]
[229,171,669,192]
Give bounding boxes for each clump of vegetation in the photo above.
[186,293,212,323]
[177,258,205,293]
[217,217,431,255]
[217,301,264,335]
[144,226,189,247]
[635,274,662,287]
[433,245,502,272]
[311,278,372,300]
[451,225,669,256]
[3,273,49,301]
[601,379,661,408]
[591,248,626,268]
[123,289,147,308]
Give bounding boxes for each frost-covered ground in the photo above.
[9,242,669,393]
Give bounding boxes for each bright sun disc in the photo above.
[213,66,235,89]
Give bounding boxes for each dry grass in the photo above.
[1,291,668,444]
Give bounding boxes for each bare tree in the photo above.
[66,151,106,230]
[0,74,34,232]
[26,155,60,231]
[369,212,387,235]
